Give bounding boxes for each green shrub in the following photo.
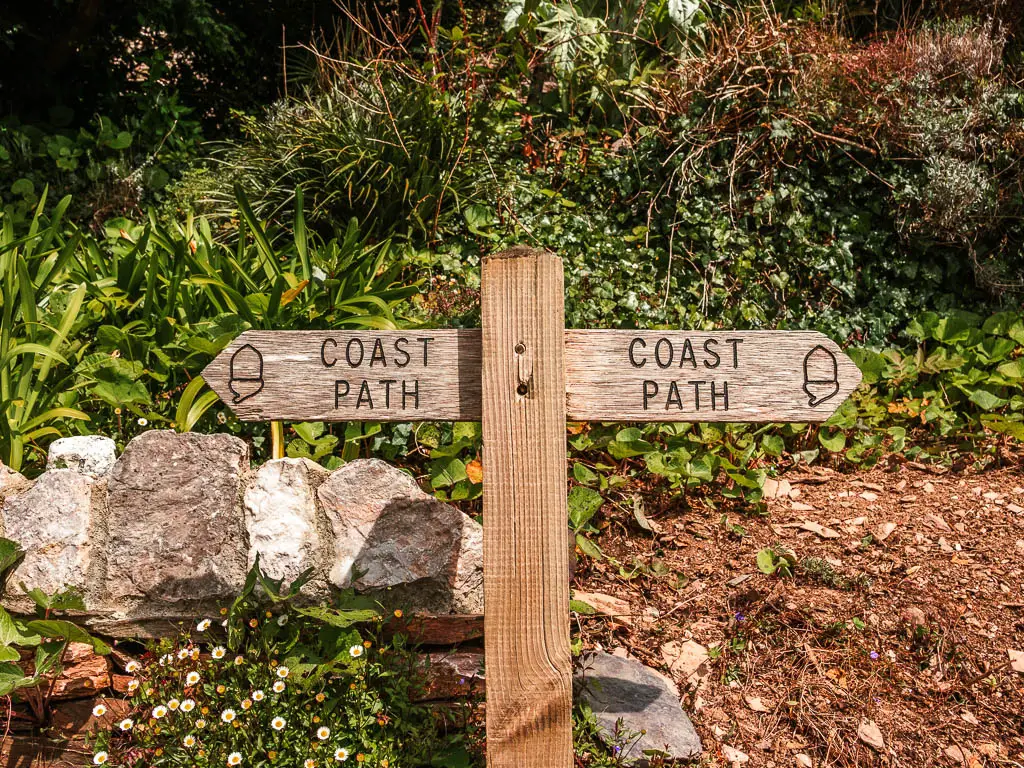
[90,562,481,768]
[0,190,417,473]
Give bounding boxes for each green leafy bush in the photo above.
[0,190,416,472]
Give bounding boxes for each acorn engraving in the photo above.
[802,344,840,407]
[228,343,265,404]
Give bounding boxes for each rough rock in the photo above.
[0,462,30,502]
[2,470,95,597]
[47,436,117,477]
[317,459,483,613]
[244,458,328,589]
[576,651,702,764]
[105,431,249,606]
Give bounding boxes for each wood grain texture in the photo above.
[481,248,573,768]
[201,330,481,421]
[565,330,862,422]
[204,330,861,423]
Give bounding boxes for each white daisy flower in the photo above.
[184,734,196,747]
[349,645,364,658]
[196,718,207,729]
[196,618,211,632]
[186,671,201,686]
[91,704,107,717]
[93,752,109,765]
[317,726,330,740]
[276,666,290,679]
[181,699,196,712]
[228,753,242,766]
[252,689,265,701]
[118,718,133,731]
[137,417,148,426]
[234,655,245,666]
[221,708,237,723]
[127,679,139,692]
[167,698,180,710]
[273,680,286,693]
[124,660,140,673]
[177,648,190,660]
[304,760,316,768]
[212,646,227,660]
[159,653,173,666]
[334,748,350,762]
[271,716,286,731]
[276,614,289,626]
[152,705,168,719]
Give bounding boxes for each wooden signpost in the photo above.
[203,247,861,768]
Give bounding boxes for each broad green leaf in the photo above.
[568,486,603,530]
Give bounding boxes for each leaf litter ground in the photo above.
[574,462,1024,767]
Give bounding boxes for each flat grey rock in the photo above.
[576,651,702,764]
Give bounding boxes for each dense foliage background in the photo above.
[2,0,1023,505]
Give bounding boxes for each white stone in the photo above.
[2,470,94,595]
[47,435,117,476]
[245,458,328,587]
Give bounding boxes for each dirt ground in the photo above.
[4,464,1022,768]
[575,462,1024,767]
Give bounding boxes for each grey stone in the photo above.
[244,458,328,589]
[2,470,95,596]
[47,435,117,477]
[576,651,702,764]
[317,459,483,613]
[105,431,249,606]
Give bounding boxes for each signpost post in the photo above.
[203,247,862,768]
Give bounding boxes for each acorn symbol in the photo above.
[229,344,265,404]
[803,345,839,407]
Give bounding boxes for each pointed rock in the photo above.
[106,431,249,606]
[317,459,482,613]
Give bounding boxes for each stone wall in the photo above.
[0,431,483,637]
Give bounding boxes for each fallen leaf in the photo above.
[465,459,483,484]
[571,591,631,625]
[875,522,898,541]
[857,719,885,751]
[1009,649,1024,673]
[721,745,749,764]
[800,521,841,539]
[661,640,710,683]
[744,696,769,712]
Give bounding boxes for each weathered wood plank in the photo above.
[204,330,861,423]
[481,248,573,768]
[565,330,861,422]
[201,330,481,422]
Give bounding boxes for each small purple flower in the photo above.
[613,746,621,754]
[459,677,467,685]
[735,612,745,622]
[870,651,879,660]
